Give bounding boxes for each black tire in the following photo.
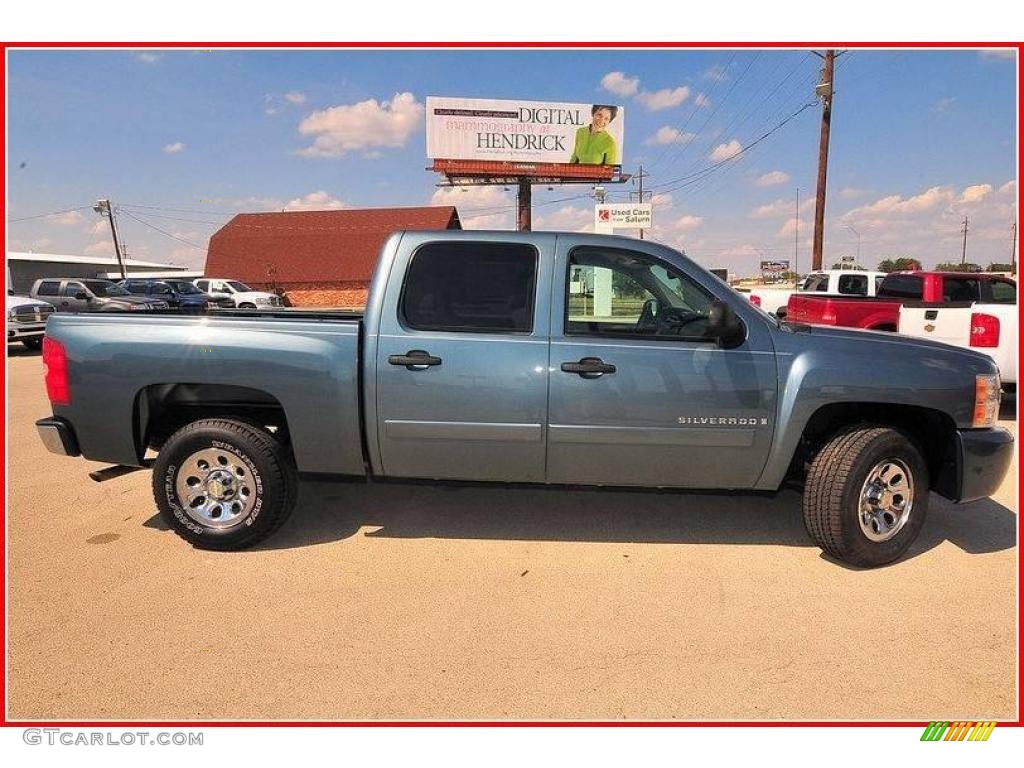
[803,426,928,567]
[21,338,43,350]
[152,418,298,550]
[238,302,256,309]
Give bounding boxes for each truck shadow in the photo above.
[242,479,1016,564]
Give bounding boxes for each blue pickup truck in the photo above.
[36,231,1013,567]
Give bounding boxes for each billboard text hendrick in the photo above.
[427,96,625,166]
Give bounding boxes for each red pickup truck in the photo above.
[786,271,1017,331]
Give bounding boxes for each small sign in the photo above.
[594,203,653,230]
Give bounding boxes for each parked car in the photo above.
[36,231,1012,567]
[30,278,169,313]
[119,278,230,313]
[786,271,1016,331]
[740,269,886,317]
[193,278,282,308]
[7,289,54,350]
[898,277,1017,386]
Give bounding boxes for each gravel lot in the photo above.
[6,346,1018,720]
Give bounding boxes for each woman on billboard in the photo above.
[569,105,619,165]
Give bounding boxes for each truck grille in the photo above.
[10,305,54,324]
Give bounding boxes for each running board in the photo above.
[88,460,153,483]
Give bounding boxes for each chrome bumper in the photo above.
[36,417,80,457]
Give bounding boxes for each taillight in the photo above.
[969,313,1000,348]
[749,295,762,307]
[42,337,71,406]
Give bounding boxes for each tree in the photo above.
[987,262,1015,274]
[936,262,982,272]
[877,257,921,272]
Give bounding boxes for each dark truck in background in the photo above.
[786,271,1017,331]
[36,231,1013,567]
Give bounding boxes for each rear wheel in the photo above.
[22,338,43,350]
[803,426,928,567]
[152,418,297,550]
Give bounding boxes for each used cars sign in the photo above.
[595,203,652,229]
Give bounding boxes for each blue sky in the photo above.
[6,48,1018,274]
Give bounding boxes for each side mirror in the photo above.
[75,291,88,300]
[706,299,745,349]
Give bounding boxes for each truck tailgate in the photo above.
[898,302,973,347]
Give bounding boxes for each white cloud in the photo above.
[87,220,108,235]
[283,191,346,211]
[672,214,704,232]
[997,180,1016,196]
[932,97,956,113]
[535,205,592,233]
[134,52,161,64]
[709,139,742,162]
[840,187,867,199]
[637,86,690,111]
[645,126,697,146]
[651,193,673,207]
[777,218,800,238]
[959,184,993,204]
[980,50,1015,61]
[283,91,307,105]
[694,92,710,108]
[163,142,186,154]
[600,71,640,98]
[297,92,424,157]
[755,170,790,187]
[750,197,814,219]
[704,64,729,82]
[852,185,955,216]
[84,240,115,256]
[430,185,513,230]
[48,210,85,226]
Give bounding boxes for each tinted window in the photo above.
[878,274,923,300]
[837,274,868,295]
[167,280,202,294]
[401,242,537,333]
[874,275,885,293]
[566,247,714,340]
[989,280,1017,305]
[227,281,252,292]
[84,280,130,297]
[36,281,60,296]
[63,281,86,297]
[195,280,209,291]
[802,274,828,291]
[942,278,980,303]
[125,281,148,295]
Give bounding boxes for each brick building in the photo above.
[205,206,462,308]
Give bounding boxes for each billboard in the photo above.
[427,97,625,166]
[595,203,652,229]
[760,260,790,274]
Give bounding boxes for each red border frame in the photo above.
[1,40,1021,730]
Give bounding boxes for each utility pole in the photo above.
[634,164,650,239]
[794,187,800,288]
[516,178,532,231]
[93,198,127,279]
[811,49,836,272]
[960,215,969,265]
[1011,219,1016,273]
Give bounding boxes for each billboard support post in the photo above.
[517,178,532,232]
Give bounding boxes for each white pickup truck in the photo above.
[898,276,1017,387]
[742,269,887,317]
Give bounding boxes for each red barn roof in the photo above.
[205,206,461,284]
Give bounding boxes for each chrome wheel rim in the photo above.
[858,458,914,542]
[175,447,256,529]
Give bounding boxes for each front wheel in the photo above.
[22,337,43,350]
[803,426,928,567]
[152,418,298,550]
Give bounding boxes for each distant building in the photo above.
[204,206,462,308]
[6,252,194,293]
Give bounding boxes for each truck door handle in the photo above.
[925,310,938,320]
[388,349,442,370]
[561,357,616,378]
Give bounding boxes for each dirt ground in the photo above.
[5,347,1018,720]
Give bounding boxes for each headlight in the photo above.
[972,373,1001,428]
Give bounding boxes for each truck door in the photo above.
[546,239,778,489]
[61,280,91,312]
[372,235,552,482]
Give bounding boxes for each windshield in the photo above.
[167,280,202,294]
[84,280,130,297]
[227,281,252,293]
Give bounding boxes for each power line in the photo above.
[8,205,92,223]
[119,209,206,249]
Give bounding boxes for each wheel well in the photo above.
[869,324,897,332]
[789,402,957,490]
[135,383,290,460]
